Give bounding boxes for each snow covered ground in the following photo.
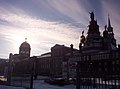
[0,80,117,89]
[0,85,25,89]
[33,80,76,89]
[33,80,115,89]
[0,80,75,89]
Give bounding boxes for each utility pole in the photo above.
[30,56,36,89]
[76,62,80,89]
[66,57,69,83]
[7,53,12,85]
[30,64,34,89]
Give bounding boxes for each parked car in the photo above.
[44,78,68,86]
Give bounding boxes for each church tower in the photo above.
[82,12,102,53]
[107,16,116,48]
[19,38,31,59]
[103,16,117,50]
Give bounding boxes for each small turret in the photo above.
[79,31,85,52]
[103,25,108,38]
[80,31,85,44]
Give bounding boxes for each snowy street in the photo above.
[33,80,113,89]
[0,80,76,89]
[33,80,76,89]
[0,80,117,89]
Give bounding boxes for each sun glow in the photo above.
[0,8,82,57]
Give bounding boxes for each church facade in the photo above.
[67,12,120,88]
[79,12,116,53]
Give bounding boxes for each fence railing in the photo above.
[76,55,120,89]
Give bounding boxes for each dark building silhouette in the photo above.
[36,52,51,76]
[35,44,78,77]
[11,38,31,62]
[9,38,31,75]
[51,44,78,77]
[68,12,120,89]
[70,11,117,73]
[80,12,117,53]
[0,58,8,76]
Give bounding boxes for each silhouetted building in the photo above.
[81,12,117,53]
[0,58,8,76]
[9,38,31,75]
[51,44,78,77]
[36,52,51,76]
[11,38,31,62]
[29,44,78,77]
[68,12,119,80]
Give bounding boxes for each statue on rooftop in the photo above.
[90,11,94,20]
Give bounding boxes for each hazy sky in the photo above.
[0,0,120,58]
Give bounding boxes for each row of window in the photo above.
[20,51,29,54]
[70,52,119,61]
[91,53,110,60]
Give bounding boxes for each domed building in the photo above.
[19,38,31,58]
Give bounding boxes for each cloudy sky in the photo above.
[0,0,120,58]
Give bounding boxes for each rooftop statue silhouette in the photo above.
[90,11,94,20]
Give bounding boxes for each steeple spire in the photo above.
[108,14,111,27]
[107,14,113,33]
[106,14,116,48]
